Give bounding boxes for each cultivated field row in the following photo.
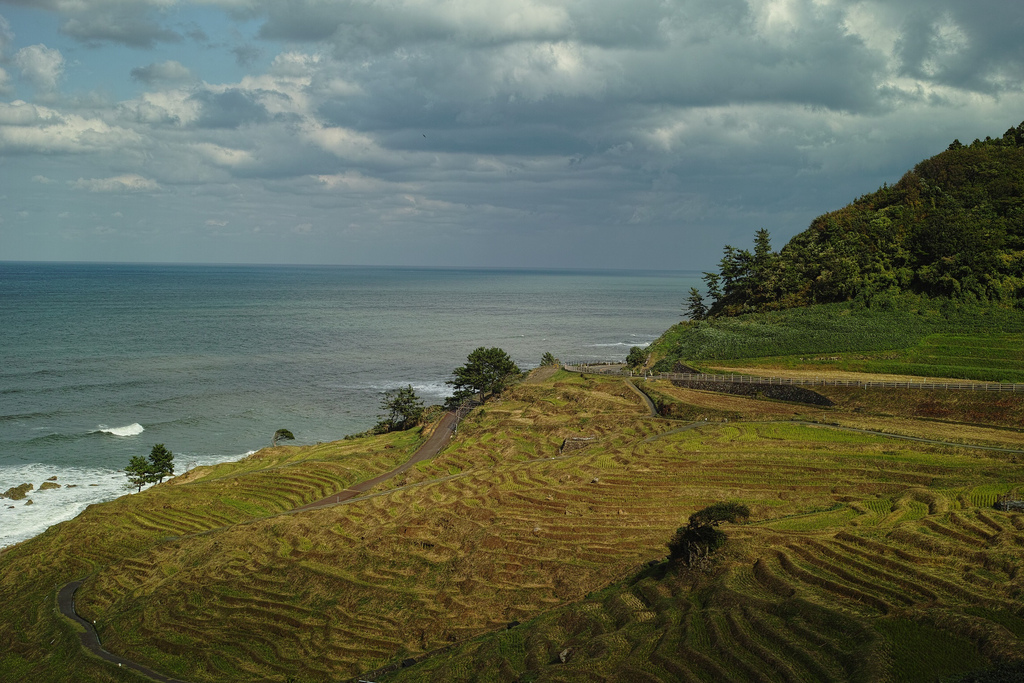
[66,373,1024,682]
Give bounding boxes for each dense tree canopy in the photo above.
[376,386,425,432]
[695,122,1024,316]
[626,346,649,370]
[148,444,174,484]
[446,347,521,406]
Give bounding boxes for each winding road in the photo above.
[294,410,460,511]
[58,581,191,683]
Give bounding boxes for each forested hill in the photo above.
[699,121,1024,317]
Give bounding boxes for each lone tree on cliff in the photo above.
[272,428,295,447]
[446,347,521,407]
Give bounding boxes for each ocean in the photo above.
[0,262,698,547]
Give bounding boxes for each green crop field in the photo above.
[707,332,1024,383]
[649,299,1024,383]
[2,369,1023,682]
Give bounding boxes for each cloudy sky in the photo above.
[1,0,1022,269]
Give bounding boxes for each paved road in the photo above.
[58,580,192,683]
[623,379,657,417]
[56,410,464,681]
[294,410,459,512]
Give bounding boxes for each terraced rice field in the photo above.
[384,426,1024,682]
[2,370,1023,682]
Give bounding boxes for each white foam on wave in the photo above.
[343,380,452,398]
[1,463,128,548]
[589,341,651,348]
[94,423,145,437]
[0,449,258,549]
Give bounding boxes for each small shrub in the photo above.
[668,502,750,570]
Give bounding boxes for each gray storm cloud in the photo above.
[1,0,1023,266]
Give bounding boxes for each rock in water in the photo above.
[2,483,33,500]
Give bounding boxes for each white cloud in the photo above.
[0,102,142,154]
[191,142,254,167]
[130,60,195,84]
[119,89,202,126]
[31,175,55,184]
[71,174,160,192]
[14,44,65,92]
[3,0,1024,268]
[0,14,13,55]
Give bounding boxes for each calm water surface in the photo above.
[0,262,699,546]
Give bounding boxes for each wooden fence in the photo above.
[562,364,1024,393]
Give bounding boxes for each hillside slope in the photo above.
[699,122,1024,317]
[2,371,1024,682]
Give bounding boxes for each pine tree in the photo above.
[685,287,708,321]
[125,455,154,493]
[446,347,521,405]
[148,444,174,484]
[377,386,424,432]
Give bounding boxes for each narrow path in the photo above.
[58,581,192,683]
[624,380,657,417]
[294,411,459,512]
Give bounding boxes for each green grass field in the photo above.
[706,332,1024,383]
[649,300,1024,383]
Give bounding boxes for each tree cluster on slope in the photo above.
[668,502,750,570]
[687,122,1024,318]
[124,444,175,492]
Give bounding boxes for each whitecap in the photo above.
[589,342,650,348]
[337,380,452,398]
[0,448,263,549]
[94,423,144,437]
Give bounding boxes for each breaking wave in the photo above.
[94,423,145,437]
